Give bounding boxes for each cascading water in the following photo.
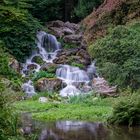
[21,31,61,96]
[22,80,36,97]
[21,31,61,76]
[56,65,91,97]
[21,31,97,97]
[56,65,90,84]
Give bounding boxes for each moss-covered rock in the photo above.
[35,78,62,92]
[32,56,45,65]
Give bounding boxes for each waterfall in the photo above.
[21,31,97,97]
[56,65,90,97]
[56,65,89,84]
[21,31,61,96]
[22,80,36,97]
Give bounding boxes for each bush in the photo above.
[89,22,140,89]
[108,92,140,126]
[0,82,19,139]
[73,0,103,19]
[32,71,56,81]
[71,62,85,69]
[0,41,18,78]
[29,0,64,22]
[0,0,42,62]
[29,0,103,22]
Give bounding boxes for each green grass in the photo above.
[32,104,112,122]
[14,96,116,122]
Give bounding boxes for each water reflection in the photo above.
[21,113,140,140]
[38,121,109,140]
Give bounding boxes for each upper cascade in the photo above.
[21,31,61,76]
[21,31,61,96]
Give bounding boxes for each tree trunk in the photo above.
[64,0,74,21]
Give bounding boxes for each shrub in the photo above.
[71,62,85,69]
[73,0,103,19]
[32,71,56,81]
[108,92,140,126]
[0,82,19,139]
[29,0,103,22]
[89,22,140,89]
[0,0,42,62]
[0,41,18,79]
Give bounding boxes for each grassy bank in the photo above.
[14,95,116,122]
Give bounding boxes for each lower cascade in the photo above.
[21,31,97,97]
[22,80,36,97]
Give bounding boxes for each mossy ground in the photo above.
[14,96,116,122]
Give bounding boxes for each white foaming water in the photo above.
[60,85,81,97]
[36,31,60,63]
[56,65,89,84]
[21,31,61,96]
[56,65,90,97]
[21,31,61,76]
[22,80,36,97]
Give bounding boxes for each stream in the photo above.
[21,113,140,140]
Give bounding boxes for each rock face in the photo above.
[46,20,85,48]
[35,78,62,92]
[41,63,58,73]
[82,0,140,43]
[9,57,20,73]
[46,20,91,68]
[93,77,117,97]
[53,49,91,66]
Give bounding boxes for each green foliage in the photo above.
[63,43,77,49]
[73,0,103,19]
[29,0,64,22]
[0,41,18,79]
[0,82,19,139]
[0,0,42,62]
[108,92,140,126]
[89,22,140,89]
[33,104,111,122]
[30,92,62,102]
[46,65,57,73]
[71,62,85,69]
[32,71,56,81]
[29,0,103,22]
[14,99,112,122]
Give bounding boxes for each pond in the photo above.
[21,113,140,140]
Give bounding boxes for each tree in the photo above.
[0,0,42,62]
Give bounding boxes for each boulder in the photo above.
[32,56,44,65]
[63,35,82,44]
[41,63,58,73]
[93,77,117,97]
[35,78,62,92]
[64,21,80,31]
[9,57,20,73]
[27,64,38,70]
[49,27,64,38]
[47,20,64,28]
[76,49,90,60]
[39,97,48,103]
[63,27,75,35]
[53,55,68,64]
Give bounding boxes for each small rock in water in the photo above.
[39,97,48,103]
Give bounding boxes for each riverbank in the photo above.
[14,95,116,122]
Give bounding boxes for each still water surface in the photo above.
[21,113,140,140]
